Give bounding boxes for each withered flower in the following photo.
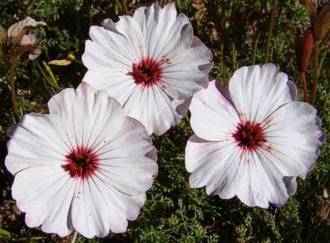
[294,29,314,73]
[0,17,46,65]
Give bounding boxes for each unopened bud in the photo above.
[306,0,330,42]
[294,29,314,73]
[314,4,330,42]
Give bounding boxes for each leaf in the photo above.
[48,53,76,66]
[48,59,72,66]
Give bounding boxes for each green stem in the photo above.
[265,0,278,63]
[311,42,319,104]
[252,32,260,64]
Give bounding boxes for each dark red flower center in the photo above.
[63,146,98,179]
[233,121,266,151]
[131,58,162,87]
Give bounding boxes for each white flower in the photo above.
[185,64,324,208]
[5,83,158,238]
[82,3,213,135]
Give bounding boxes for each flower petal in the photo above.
[185,135,242,200]
[161,37,213,99]
[12,166,74,237]
[262,101,323,178]
[236,152,290,208]
[5,114,69,174]
[95,117,158,195]
[123,85,184,135]
[189,80,239,141]
[133,3,190,59]
[229,64,296,122]
[48,82,126,149]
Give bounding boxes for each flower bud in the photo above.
[294,29,314,73]
[314,4,330,42]
[306,0,330,42]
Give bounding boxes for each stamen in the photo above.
[130,58,162,87]
[63,146,98,179]
[233,121,266,152]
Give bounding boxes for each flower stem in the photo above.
[299,72,309,102]
[265,0,278,63]
[311,42,319,104]
[8,65,18,119]
[71,231,78,243]
[252,32,260,65]
[122,0,128,15]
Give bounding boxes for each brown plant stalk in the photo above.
[8,64,18,118]
[299,72,309,102]
[311,42,319,104]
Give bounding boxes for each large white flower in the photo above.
[185,64,324,208]
[5,83,158,238]
[82,3,213,135]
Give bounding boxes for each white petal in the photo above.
[236,152,289,208]
[82,39,131,71]
[229,64,296,122]
[82,68,135,105]
[132,3,190,59]
[283,176,297,196]
[262,101,323,179]
[71,181,114,238]
[161,37,213,99]
[48,83,126,149]
[84,23,140,67]
[124,85,185,135]
[12,166,74,237]
[172,97,191,123]
[189,80,239,141]
[95,117,158,195]
[185,135,242,200]
[5,114,69,174]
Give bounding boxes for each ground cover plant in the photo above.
[0,0,329,242]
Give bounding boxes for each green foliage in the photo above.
[0,0,329,242]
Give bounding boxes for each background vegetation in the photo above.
[0,0,329,242]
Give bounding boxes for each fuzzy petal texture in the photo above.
[5,83,158,238]
[82,3,212,135]
[185,64,324,208]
